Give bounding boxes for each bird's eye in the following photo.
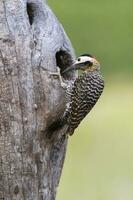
[77,58,81,62]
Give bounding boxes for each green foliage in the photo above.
[48,0,133,77]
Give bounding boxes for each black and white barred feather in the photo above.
[64,71,104,135]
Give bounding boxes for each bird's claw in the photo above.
[60,81,67,89]
[50,67,67,89]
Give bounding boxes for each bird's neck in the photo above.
[84,69,99,75]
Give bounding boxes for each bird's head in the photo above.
[62,54,100,74]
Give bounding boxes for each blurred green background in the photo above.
[48,0,133,199]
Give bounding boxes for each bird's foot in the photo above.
[50,67,67,89]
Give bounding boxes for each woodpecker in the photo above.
[62,54,104,135]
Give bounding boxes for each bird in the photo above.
[61,54,104,135]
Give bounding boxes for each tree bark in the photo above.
[0,0,75,199]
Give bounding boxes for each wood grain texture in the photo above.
[0,0,75,199]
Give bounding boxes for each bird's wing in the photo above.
[68,75,89,129]
[68,73,104,133]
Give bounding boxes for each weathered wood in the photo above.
[0,0,75,199]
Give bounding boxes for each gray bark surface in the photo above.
[0,0,75,199]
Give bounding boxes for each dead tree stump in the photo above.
[0,0,75,199]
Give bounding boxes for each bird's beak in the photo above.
[62,62,83,74]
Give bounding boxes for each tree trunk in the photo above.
[0,0,75,199]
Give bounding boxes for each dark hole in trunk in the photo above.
[56,50,74,80]
[27,3,36,25]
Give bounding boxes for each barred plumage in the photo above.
[62,54,104,135]
[66,71,104,135]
